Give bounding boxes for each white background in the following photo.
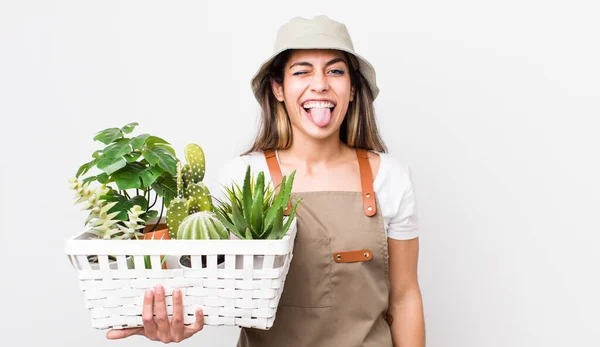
[1,0,599,346]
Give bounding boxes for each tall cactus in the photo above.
[166,144,214,238]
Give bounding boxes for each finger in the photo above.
[141,288,158,337]
[106,327,144,340]
[183,308,205,339]
[170,288,184,341]
[153,284,171,337]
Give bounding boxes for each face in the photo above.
[271,49,355,141]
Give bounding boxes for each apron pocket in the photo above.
[279,237,332,308]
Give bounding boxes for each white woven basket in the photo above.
[64,219,297,330]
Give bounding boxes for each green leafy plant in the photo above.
[73,122,178,234]
[165,143,214,238]
[213,165,301,240]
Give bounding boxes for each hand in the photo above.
[106,284,204,343]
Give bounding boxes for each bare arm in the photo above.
[388,237,425,346]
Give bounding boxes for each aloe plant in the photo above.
[213,165,301,240]
[165,144,214,238]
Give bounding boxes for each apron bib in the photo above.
[237,149,392,347]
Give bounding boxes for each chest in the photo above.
[281,162,363,192]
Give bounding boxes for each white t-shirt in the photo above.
[207,151,419,240]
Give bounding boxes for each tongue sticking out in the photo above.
[308,107,332,127]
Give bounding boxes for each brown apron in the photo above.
[237,149,393,347]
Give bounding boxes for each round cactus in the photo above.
[176,211,229,240]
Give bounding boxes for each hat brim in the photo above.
[251,40,379,102]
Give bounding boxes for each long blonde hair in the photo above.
[242,50,387,155]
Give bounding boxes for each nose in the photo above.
[310,71,329,93]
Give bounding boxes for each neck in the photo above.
[278,129,347,166]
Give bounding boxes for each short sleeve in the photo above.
[205,153,267,206]
[205,155,247,205]
[386,165,420,240]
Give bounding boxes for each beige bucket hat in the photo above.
[250,15,379,102]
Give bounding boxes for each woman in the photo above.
[107,15,425,346]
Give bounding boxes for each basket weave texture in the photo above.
[64,219,297,330]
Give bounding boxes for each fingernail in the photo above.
[155,285,164,294]
[145,289,152,298]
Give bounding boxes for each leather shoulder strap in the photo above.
[356,148,377,217]
[263,150,291,216]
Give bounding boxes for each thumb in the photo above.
[106,327,144,340]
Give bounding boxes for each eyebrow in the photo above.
[289,57,347,69]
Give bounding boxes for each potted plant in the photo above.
[164,143,229,268]
[69,122,179,268]
[213,164,301,241]
[210,164,301,270]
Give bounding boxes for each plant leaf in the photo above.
[97,156,127,176]
[141,210,159,221]
[265,176,286,226]
[124,151,142,163]
[121,122,139,134]
[214,208,235,229]
[267,206,283,240]
[92,150,103,159]
[154,143,177,156]
[128,195,149,210]
[96,173,110,184]
[145,135,170,147]
[140,166,163,187]
[282,198,301,237]
[81,176,97,184]
[143,146,178,176]
[76,158,97,178]
[112,162,145,190]
[242,165,252,223]
[102,141,133,159]
[151,174,177,203]
[250,171,264,235]
[94,128,122,145]
[231,199,248,234]
[106,195,133,221]
[130,134,150,150]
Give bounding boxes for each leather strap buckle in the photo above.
[333,249,373,263]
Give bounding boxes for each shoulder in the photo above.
[214,151,270,185]
[207,151,267,200]
[370,151,413,191]
[371,152,419,240]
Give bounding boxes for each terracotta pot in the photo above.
[143,223,171,269]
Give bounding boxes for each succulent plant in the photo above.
[176,211,229,240]
[166,144,213,238]
[213,165,301,240]
[69,177,145,240]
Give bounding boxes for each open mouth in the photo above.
[302,101,336,127]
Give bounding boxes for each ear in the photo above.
[349,86,356,102]
[271,78,284,102]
